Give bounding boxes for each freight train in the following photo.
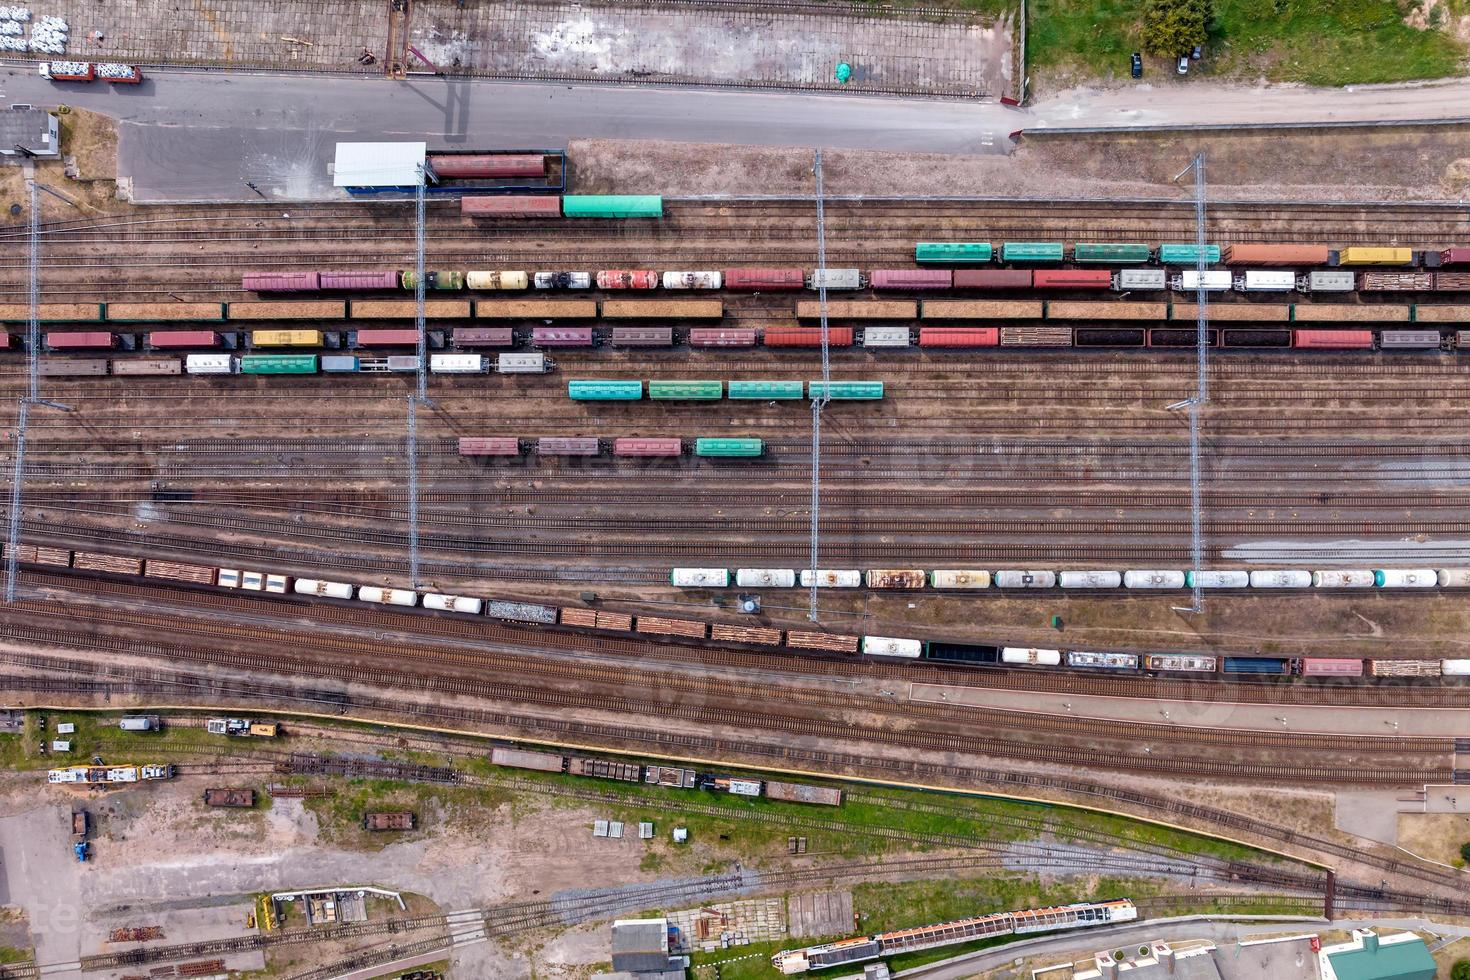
[48,764,176,784]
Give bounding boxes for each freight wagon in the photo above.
[611,326,674,347]
[203,789,256,808]
[534,271,593,289]
[461,196,562,218]
[689,328,757,348]
[1073,243,1151,264]
[650,379,722,399]
[915,243,993,263]
[695,437,763,457]
[537,436,601,456]
[429,153,546,178]
[765,328,854,347]
[533,326,594,347]
[613,437,683,457]
[1033,270,1112,289]
[808,381,883,400]
[467,271,529,290]
[363,812,416,831]
[955,269,1033,289]
[568,380,642,400]
[319,271,400,290]
[401,270,466,290]
[862,326,912,348]
[728,380,804,399]
[724,268,806,290]
[561,195,663,219]
[1001,242,1064,263]
[870,270,952,290]
[497,352,550,373]
[485,599,559,624]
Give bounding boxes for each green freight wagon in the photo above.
[808,380,884,400]
[568,380,644,400]
[648,379,723,400]
[561,195,664,219]
[1158,244,1221,265]
[915,242,993,264]
[240,353,319,375]
[400,270,466,290]
[695,437,764,457]
[1000,242,1065,263]
[1073,243,1152,264]
[727,380,804,400]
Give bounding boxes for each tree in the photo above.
[1142,0,1212,56]
[1451,959,1470,980]
[1461,840,1470,864]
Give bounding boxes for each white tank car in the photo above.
[670,568,730,588]
[1185,570,1249,588]
[993,570,1056,589]
[929,569,991,589]
[423,593,484,614]
[861,636,922,658]
[1002,647,1062,666]
[1438,569,1470,587]
[466,271,529,290]
[1375,569,1437,588]
[358,586,418,606]
[1311,570,1375,588]
[736,568,797,588]
[1057,570,1123,589]
[1248,569,1312,588]
[799,569,863,588]
[1123,570,1186,589]
[662,271,722,289]
[1442,660,1470,676]
[293,578,355,599]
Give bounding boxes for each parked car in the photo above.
[1131,52,1143,78]
[1191,44,1203,60]
[1177,55,1190,75]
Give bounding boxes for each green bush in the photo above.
[1460,840,1470,864]
[1142,0,1212,55]
[1450,958,1470,980]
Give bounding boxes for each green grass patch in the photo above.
[0,945,32,965]
[1028,0,1141,82]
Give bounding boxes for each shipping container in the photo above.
[459,437,521,456]
[567,380,642,400]
[532,326,594,347]
[862,636,923,658]
[1033,270,1113,290]
[735,568,797,588]
[1222,244,1330,266]
[808,380,883,399]
[401,270,466,290]
[915,242,993,263]
[485,599,558,623]
[861,326,911,348]
[784,630,860,653]
[613,437,683,457]
[1145,654,1217,673]
[689,328,757,348]
[321,354,359,372]
[1380,330,1442,350]
[765,327,854,347]
[533,271,593,290]
[496,352,549,373]
[724,267,806,290]
[251,329,322,347]
[1001,647,1062,666]
[1337,247,1414,266]
[866,569,927,589]
[610,326,674,347]
[537,436,601,456]
[799,569,862,588]
[243,272,320,292]
[1114,269,1167,291]
[796,301,915,320]
[241,354,318,374]
[994,570,1056,588]
[1223,656,1288,675]
[453,327,515,348]
[953,269,1032,289]
[1075,328,1145,347]
[38,358,107,376]
[1222,329,1291,348]
[649,379,723,400]
[112,358,181,376]
[806,268,863,290]
[319,271,401,290]
[149,330,217,349]
[662,271,722,289]
[1359,272,1433,291]
[1001,242,1065,263]
[355,328,420,346]
[46,331,113,350]
[1147,328,1219,348]
[727,380,804,399]
[695,437,763,457]
[461,195,561,218]
[429,153,545,178]
[1123,570,1186,588]
[711,623,783,646]
[561,195,663,218]
[603,299,722,319]
[1001,326,1072,347]
[763,780,843,806]
[1158,244,1221,265]
[1293,330,1374,349]
[1300,658,1364,677]
[1184,570,1250,588]
[491,747,566,772]
[1303,271,1356,292]
[185,353,234,374]
[430,353,486,373]
[1368,659,1441,677]
[1073,243,1151,264]
[929,569,990,589]
[869,269,954,290]
[1236,271,1297,292]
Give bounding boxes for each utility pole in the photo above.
[808,149,831,622]
[1168,153,1208,614]
[407,162,428,588]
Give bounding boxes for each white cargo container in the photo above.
[1123,570,1186,589]
[430,353,485,374]
[993,570,1056,589]
[929,569,990,589]
[294,578,355,599]
[1437,569,1470,587]
[1248,569,1312,588]
[1374,568,1437,588]
[1186,570,1249,588]
[862,326,911,348]
[1311,570,1375,588]
[185,353,234,374]
[799,569,863,588]
[466,271,529,290]
[358,586,417,606]
[670,567,730,588]
[496,352,548,374]
[736,568,797,588]
[807,268,862,290]
[1236,271,1297,292]
[662,271,722,290]
[1057,570,1122,589]
[386,355,420,371]
[533,271,591,289]
[240,571,264,591]
[1113,269,1167,291]
[1002,647,1062,666]
[726,779,762,796]
[218,569,241,588]
[265,574,288,594]
[1172,271,1232,292]
[1067,651,1139,670]
[861,636,923,658]
[423,593,484,614]
[1304,270,1355,293]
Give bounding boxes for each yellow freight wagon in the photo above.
[1337,247,1413,266]
[250,329,323,347]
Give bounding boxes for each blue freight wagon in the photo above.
[1222,656,1289,675]
[568,380,643,400]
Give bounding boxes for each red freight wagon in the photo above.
[869,269,953,290]
[461,195,561,218]
[610,326,674,347]
[1441,248,1470,266]
[723,267,805,291]
[1293,330,1373,349]
[453,327,514,347]
[1300,658,1365,677]
[243,272,320,292]
[613,437,683,457]
[319,271,401,290]
[532,326,594,347]
[355,328,421,346]
[919,328,999,347]
[764,327,854,348]
[458,437,521,456]
[429,154,545,178]
[1033,269,1113,289]
[537,436,601,456]
[0,333,10,350]
[953,269,1032,289]
[148,330,218,348]
[689,328,756,348]
[596,270,658,290]
[46,331,114,350]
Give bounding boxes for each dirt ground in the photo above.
[569,122,1470,201]
[0,107,124,220]
[1397,812,1470,866]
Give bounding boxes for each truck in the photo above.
[119,715,161,732]
[74,841,89,862]
[38,61,95,82]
